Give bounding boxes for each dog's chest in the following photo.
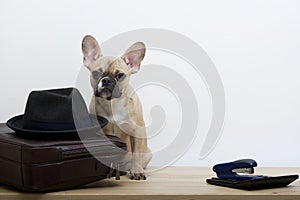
[96,98,129,124]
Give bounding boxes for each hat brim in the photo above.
[6,114,108,139]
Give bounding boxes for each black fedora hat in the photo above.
[6,87,107,138]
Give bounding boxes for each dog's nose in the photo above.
[101,77,113,85]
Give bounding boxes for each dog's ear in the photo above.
[82,35,102,69]
[122,42,146,74]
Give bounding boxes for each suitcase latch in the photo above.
[106,163,120,180]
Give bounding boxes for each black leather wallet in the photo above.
[207,175,299,190]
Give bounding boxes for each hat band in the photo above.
[22,117,93,131]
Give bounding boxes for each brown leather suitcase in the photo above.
[0,123,127,192]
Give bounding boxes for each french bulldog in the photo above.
[81,35,152,180]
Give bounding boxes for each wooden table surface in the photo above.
[0,167,299,200]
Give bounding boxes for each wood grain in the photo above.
[0,167,299,200]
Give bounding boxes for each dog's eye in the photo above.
[115,72,125,81]
[92,71,100,80]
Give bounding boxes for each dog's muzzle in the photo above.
[95,75,122,100]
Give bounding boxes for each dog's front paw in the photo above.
[129,172,146,180]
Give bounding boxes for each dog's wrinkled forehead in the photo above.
[92,56,129,74]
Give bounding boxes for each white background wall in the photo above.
[0,0,299,167]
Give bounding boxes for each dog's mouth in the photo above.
[95,87,113,100]
[94,75,122,100]
[95,86,122,100]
